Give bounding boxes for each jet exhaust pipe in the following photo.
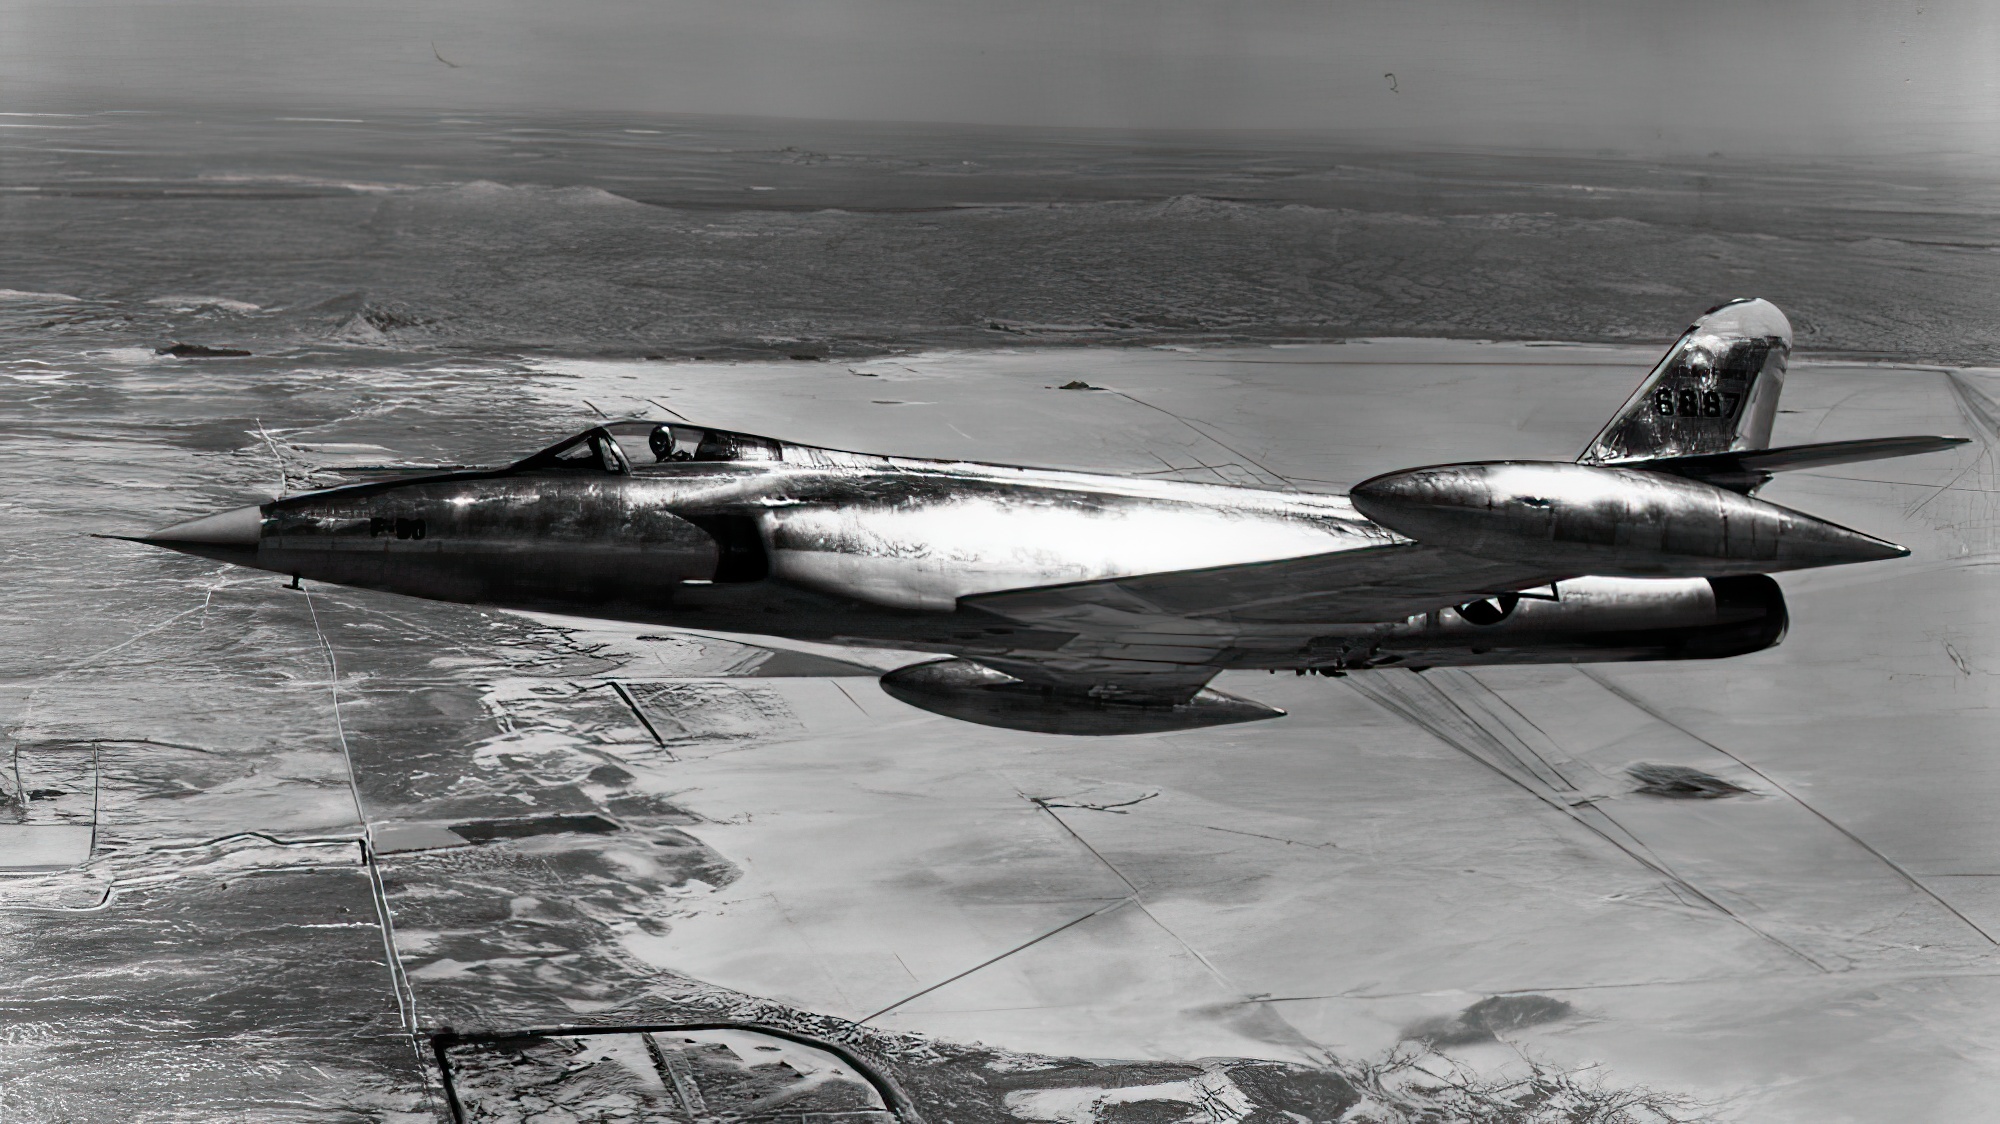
[1350,461,1906,576]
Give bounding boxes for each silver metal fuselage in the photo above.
[147,433,1791,676]
[268,449,1388,651]
[131,298,1952,730]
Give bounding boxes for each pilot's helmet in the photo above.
[647,425,675,462]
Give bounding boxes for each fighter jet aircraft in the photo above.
[129,299,1965,733]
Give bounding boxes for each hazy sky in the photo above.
[6,0,1995,156]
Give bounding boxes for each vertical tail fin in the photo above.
[1579,298,1792,465]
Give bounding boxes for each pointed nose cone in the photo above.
[1797,522,1909,566]
[140,505,264,561]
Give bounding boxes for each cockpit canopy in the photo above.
[514,420,784,475]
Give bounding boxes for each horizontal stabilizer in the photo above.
[1622,435,1970,492]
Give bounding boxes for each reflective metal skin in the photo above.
[1349,462,1907,576]
[1366,574,1789,666]
[129,299,1963,734]
[1580,296,1792,464]
[878,659,1288,736]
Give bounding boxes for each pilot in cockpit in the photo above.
[648,424,694,462]
[641,423,780,463]
[526,421,779,473]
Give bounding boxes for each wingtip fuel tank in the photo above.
[1350,461,1907,576]
[880,658,1287,735]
